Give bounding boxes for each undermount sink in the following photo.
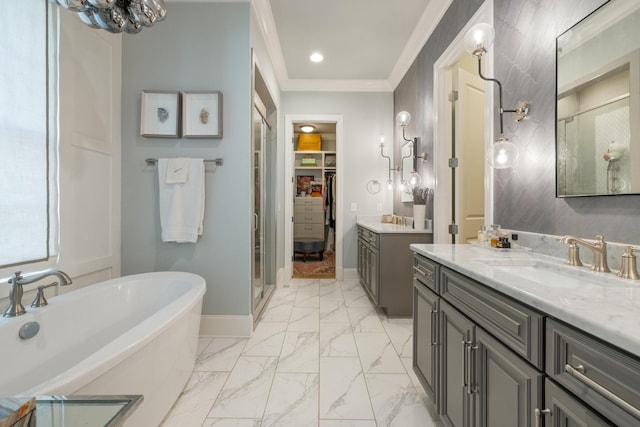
[472,257,539,267]
[470,257,618,289]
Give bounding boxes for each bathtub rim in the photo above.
[14,271,206,396]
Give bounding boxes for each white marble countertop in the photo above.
[411,243,640,358]
[357,216,432,234]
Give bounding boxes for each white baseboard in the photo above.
[199,314,253,337]
[342,268,358,280]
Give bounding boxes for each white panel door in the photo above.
[58,12,122,287]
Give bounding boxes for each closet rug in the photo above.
[292,250,335,278]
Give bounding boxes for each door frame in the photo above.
[433,1,494,243]
[284,114,344,281]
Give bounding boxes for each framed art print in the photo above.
[182,91,223,138]
[140,91,180,138]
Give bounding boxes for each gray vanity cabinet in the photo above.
[543,379,614,427]
[439,299,475,427]
[413,278,439,404]
[474,328,543,427]
[357,225,430,316]
[413,254,544,427]
[357,227,379,305]
[546,319,640,426]
[438,299,543,427]
[414,251,640,427]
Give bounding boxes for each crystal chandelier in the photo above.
[55,0,167,34]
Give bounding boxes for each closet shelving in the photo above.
[293,150,336,194]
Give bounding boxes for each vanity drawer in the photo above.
[546,319,640,426]
[440,266,544,369]
[413,254,438,293]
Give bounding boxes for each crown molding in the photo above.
[388,0,454,90]
[281,79,393,92]
[172,0,453,93]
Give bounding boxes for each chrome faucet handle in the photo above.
[31,281,59,308]
[618,246,640,280]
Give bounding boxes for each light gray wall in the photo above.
[121,3,252,316]
[281,92,394,269]
[393,0,484,218]
[492,0,640,244]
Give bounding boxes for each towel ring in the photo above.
[367,180,381,194]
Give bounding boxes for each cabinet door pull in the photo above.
[534,408,551,427]
[430,309,438,345]
[468,344,479,394]
[462,340,468,391]
[565,363,640,419]
[466,343,475,395]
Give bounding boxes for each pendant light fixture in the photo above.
[54,0,167,34]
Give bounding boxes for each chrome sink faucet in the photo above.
[4,270,73,318]
[558,235,610,273]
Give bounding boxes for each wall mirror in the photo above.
[556,0,640,196]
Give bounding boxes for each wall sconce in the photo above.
[396,111,427,190]
[464,23,530,169]
[379,136,397,190]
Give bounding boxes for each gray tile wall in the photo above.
[394,0,484,218]
[493,0,640,245]
[394,0,640,245]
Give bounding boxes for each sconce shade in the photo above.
[409,171,422,187]
[396,111,412,127]
[464,23,495,57]
[488,137,519,169]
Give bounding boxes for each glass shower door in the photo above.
[252,106,266,308]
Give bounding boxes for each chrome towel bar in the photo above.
[145,158,224,166]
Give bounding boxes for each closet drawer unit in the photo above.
[295,212,324,224]
[440,266,544,369]
[546,319,640,426]
[294,223,324,238]
[413,254,438,293]
[294,197,323,206]
[295,204,323,215]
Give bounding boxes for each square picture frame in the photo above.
[182,91,223,138]
[140,90,180,138]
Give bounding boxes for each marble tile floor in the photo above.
[161,278,443,427]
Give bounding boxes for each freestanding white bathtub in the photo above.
[0,271,206,427]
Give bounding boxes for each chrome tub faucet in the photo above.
[3,270,73,318]
[558,235,610,273]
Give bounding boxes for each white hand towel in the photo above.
[158,158,205,243]
[165,157,190,183]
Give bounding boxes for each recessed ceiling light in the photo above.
[310,52,323,63]
[300,125,315,133]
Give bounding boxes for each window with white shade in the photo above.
[0,1,58,270]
